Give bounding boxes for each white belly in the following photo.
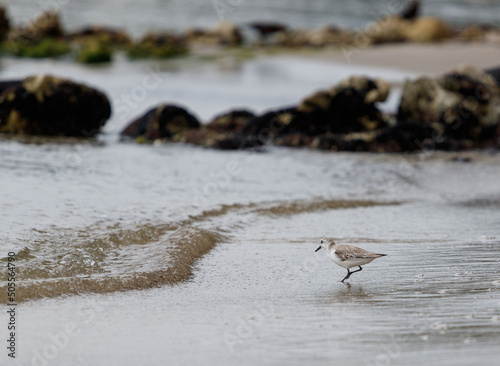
[329,252,376,269]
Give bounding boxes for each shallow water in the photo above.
[1,139,500,364]
[4,195,500,365]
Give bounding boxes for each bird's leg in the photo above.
[341,267,363,283]
[350,266,363,274]
[341,269,352,283]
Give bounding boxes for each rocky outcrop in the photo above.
[213,21,243,46]
[121,106,264,150]
[248,22,287,37]
[368,16,452,44]
[206,110,255,133]
[296,76,390,132]
[171,128,263,150]
[0,75,111,137]
[76,38,112,64]
[4,12,71,58]
[121,105,200,141]
[398,65,500,142]
[272,26,354,47]
[69,26,132,46]
[186,21,243,47]
[9,11,62,42]
[6,11,70,58]
[127,32,187,58]
[242,107,298,139]
[243,76,390,141]
[121,67,500,152]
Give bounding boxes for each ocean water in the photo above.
[3,0,500,37]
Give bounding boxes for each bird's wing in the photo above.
[335,245,384,261]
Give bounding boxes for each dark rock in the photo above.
[397,77,443,124]
[0,80,20,93]
[0,75,111,137]
[293,76,390,134]
[310,131,376,152]
[492,124,500,149]
[242,77,389,147]
[171,128,211,145]
[398,65,500,144]
[374,123,453,152]
[69,26,132,46]
[307,123,454,153]
[121,104,200,141]
[273,133,314,148]
[172,127,263,150]
[484,66,500,87]
[400,0,420,20]
[248,22,287,37]
[206,109,255,133]
[0,6,9,40]
[242,107,298,139]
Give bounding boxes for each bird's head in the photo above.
[315,237,335,252]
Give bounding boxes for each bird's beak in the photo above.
[315,246,321,252]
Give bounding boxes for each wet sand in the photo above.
[8,196,500,366]
[313,41,500,75]
[3,149,500,365]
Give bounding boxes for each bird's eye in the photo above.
[320,239,324,244]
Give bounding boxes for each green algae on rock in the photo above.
[0,75,111,137]
[127,32,188,59]
[4,10,68,58]
[77,38,112,64]
[4,37,70,58]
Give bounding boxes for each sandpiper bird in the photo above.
[315,238,386,283]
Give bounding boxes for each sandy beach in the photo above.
[295,41,500,76]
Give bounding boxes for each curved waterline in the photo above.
[1,198,401,301]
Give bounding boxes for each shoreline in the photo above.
[279,41,500,76]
